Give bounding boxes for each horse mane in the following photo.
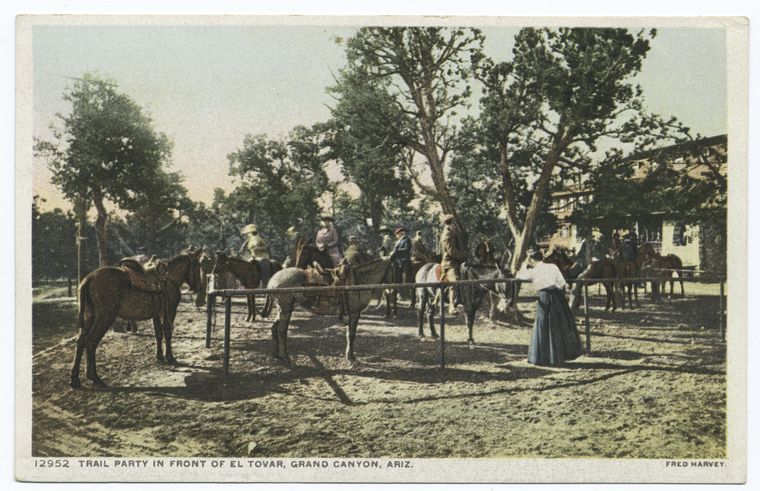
[352,257,391,284]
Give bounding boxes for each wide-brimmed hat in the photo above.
[394,226,408,235]
[240,224,257,234]
[320,215,334,222]
[441,214,456,224]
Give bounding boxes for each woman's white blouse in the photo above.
[516,261,567,291]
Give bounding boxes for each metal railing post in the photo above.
[205,292,215,348]
[439,285,446,370]
[719,279,725,342]
[223,296,232,375]
[583,282,591,354]
[205,273,216,348]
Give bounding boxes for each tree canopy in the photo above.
[35,73,183,266]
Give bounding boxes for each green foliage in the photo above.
[34,73,185,264]
[461,27,663,266]
[324,67,414,233]
[340,27,486,217]
[32,197,76,280]
[36,73,175,208]
[227,126,329,259]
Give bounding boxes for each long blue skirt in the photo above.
[528,287,583,366]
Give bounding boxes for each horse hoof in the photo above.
[91,377,108,388]
[70,378,82,389]
[167,358,178,366]
[468,340,475,348]
[430,334,439,339]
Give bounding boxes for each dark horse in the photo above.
[294,239,334,270]
[637,243,685,299]
[211,252,264,322]
[266,258,393,367]
[415,262,514,345]
[569,257,619,312]
[70,250,203,388]
[544,247,580,279]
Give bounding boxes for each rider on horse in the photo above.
[315,216,343,267]
[343,235,369,267]
[411,230,431,265]
[440,214,467,315]
[240,224,271,260]
[389,226,413,298]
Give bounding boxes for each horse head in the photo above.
[183,248,204,293]
[212,252,231,276]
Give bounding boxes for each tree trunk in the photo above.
[509,149,565,273]
[74,198,89,289]
[92,190,109,267]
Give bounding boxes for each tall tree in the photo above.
[35,74,175,266]
[340,27,485,229]
[324,69,414,235]
[475,28,660,270]
[227,126,329,258]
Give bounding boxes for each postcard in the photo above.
[15,15,748,483]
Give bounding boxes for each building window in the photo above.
[672,222,686,246]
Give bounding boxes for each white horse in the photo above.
[264,258,392,367]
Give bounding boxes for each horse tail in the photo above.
[77,277,94,335]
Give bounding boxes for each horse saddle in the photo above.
[301,265,349,315]
[120,266,166,293]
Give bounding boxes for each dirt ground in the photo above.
[30,283,726,459]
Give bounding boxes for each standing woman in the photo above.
[517,249,583,366]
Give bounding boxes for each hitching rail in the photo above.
[203,271,726,376]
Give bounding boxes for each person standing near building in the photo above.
[239,224,271,260]
[315,216,343,267]
[439,214,467,315]
[516,249,583,366]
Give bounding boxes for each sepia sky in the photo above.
[32,24,727,211]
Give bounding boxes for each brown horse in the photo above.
[637,243,685,298]
[70,251,203,388]
[118,254,160,332]
[294,240,334,270]
[211,252,263,322]
[615,259,640,308]
[569,258,619,311]
[544,247,577,279]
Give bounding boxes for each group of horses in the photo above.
[544,243,685,312]
[68,236,683,389]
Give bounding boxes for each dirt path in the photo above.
[31,291,726,458]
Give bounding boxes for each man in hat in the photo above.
[315,216,343,267]
[439,213,467,314]
[411,230,431,265]
[239,224,270,260]
[379,227,395,257]
[389,226,413,298]
[343,235,369,268]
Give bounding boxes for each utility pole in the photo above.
[74,198,88,297]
